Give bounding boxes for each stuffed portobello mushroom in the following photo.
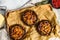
[37,20,52,36]
[21,10,38,26]
[9,24,26,40]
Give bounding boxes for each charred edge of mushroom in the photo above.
[36,20,52,36]
[21,9,38,26]
[9,24,26,40]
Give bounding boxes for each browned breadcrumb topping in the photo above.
[22,10,37,26]
[10,26,24,40]
[38,20,52,35]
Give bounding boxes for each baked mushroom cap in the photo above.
[21,10,37,26]
[9,24,25,40]
[37,20,52,36]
